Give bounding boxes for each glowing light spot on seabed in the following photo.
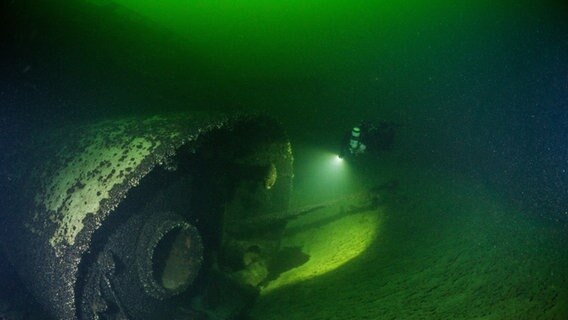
[262,202,381,293]
[259,148,379,293]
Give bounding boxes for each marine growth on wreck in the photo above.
[1,114,295,320]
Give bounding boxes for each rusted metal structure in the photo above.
[0,114,293,320]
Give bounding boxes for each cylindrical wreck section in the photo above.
[1,114,293,320]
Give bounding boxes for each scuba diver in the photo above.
[338,121,397,160]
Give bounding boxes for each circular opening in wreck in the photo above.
[152,227,200,291]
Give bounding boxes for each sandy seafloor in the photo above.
[250,147,568,320]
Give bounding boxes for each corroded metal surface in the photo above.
[33,117,192,251]
[0,114,293,320]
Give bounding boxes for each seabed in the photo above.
[251,158,568,320]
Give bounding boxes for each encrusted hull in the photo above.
[1,114,293,320]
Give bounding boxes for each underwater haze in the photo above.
[1,0,568,319]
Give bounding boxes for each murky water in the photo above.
[1,1,567,319]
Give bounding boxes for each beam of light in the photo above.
[292,148,355,206]
[261,208,381,294]
[260,147,379,294]
[333,154,344,165]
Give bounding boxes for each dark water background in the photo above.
[1,0,568,318]
[2,1,567,222]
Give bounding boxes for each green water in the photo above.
[2,0,568,318]
[254,163,568,319]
